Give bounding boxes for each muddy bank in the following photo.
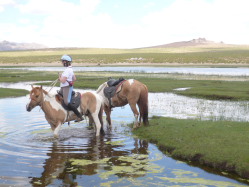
[157,142,249,181]
[139,137,249,185]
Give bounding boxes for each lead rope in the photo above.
[45,78,59,93]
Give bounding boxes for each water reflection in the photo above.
[29,131,150,186]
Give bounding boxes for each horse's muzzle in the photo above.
[26,104,32,112]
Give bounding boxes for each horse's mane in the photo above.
[47,92,57,98]
[96,82,107,93]
[42,89,57,98]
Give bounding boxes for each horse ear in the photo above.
[31,85,34,89]
[40,85,43,89]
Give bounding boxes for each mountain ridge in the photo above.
[0,40,47,51]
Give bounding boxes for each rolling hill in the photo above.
[147,38,224,48]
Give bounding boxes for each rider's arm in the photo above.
[59,74,67,83]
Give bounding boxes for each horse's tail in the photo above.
[138,84,149,125]
[98,104,104,127]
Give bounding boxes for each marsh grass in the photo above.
[133,117,249,179]
[0,69,58,82]
[0,88,29,98]
[1,69,249,100]
[140,78,249,100]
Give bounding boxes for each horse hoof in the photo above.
[132,126,138,130]
[54,134,59,139]
[100,128,105,135]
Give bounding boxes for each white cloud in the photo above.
[142,0,249,45]
[143,2,155,9]
[19,0,76,15]
[18,18,30,24]
[2,0,249,48]
[0,0,16,6]
[0,0,16,12]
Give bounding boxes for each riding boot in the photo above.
[67,103,84,122]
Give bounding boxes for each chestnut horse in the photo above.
[26,85,104,137]
[96,79,149,128]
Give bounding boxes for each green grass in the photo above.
[1,46,249,64]
[0,88,29,98]
[133,117,249,179]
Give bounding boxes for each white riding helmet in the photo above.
[61,54,72,62]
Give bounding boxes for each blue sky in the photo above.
[0,0,249,48]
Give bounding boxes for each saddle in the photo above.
[107,77,125,87]
[104,78,126,107]
[56,91,81,111]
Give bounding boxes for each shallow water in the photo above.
[0,89,248,186]
[2,82,249,122]
[2,66,249,76]
[150,92,249,122]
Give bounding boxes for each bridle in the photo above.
[29,89,44,108]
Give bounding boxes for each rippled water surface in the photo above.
[0,87,248,186]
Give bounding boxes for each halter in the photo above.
[29,78,58,108]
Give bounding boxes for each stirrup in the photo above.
[74,117,84,122]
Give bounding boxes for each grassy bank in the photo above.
[133,117,249,181]
[0,88,29,98]
[1,69,249,100]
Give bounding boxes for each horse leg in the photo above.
[92,113,102,136]
[53,122,62,138]
[128,102,140,129]
[137,101,145,126]
[88,113,94,129]
[104,104,112,127]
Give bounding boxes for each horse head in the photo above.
[26,85,45,112]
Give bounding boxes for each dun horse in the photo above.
[96,79,149,128]
[26,85,104,137]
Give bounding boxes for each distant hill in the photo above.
[0,40,47,51]
[148,38,224,48]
